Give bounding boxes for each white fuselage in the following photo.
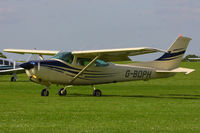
[25,59,174,86]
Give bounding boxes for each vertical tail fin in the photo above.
[156,35,191,62]
[133,35,192,70]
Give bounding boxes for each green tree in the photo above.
[0,52,7,58]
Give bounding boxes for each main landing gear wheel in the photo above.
[11,77,16,82]
[41,88,49,96]
[93,89,102,96]
[58,88,67,96]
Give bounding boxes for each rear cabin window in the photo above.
[0,60,3,65]
[4,61,9,65]
[77,58,108,67]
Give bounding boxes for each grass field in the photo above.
[0,62,200,133]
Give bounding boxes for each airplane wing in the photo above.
[73,47,166,62]
[3,49,59,55]
[4,47,166,62]
[156,67,195,75]
[0,68,25,75]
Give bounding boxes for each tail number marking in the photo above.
[125,70,152,79]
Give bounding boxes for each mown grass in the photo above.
[0,62,200,133]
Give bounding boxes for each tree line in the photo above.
[0,52,6,58]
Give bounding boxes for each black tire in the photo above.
[93,89,102,96]
[58,88,67,96]
[41,89,49,96]
[11,77,16,82]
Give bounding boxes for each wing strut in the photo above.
[39,54,44,60]
[69,55,100,85]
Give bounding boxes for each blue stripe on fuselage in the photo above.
[39,60,80,71]
[42,64,115,76]
[33,60,100,72]
[44,65,79,74]
[44,65,107,80]
[35,60,115,76]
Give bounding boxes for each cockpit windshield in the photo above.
[52,52,74,64]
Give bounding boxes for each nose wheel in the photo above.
[41,88,49,96]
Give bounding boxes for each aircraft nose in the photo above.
[20,61,36,70]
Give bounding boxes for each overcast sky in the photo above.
[0,0,199,61]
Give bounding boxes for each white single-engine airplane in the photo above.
[0,57,24,81]
[4,35,194,96]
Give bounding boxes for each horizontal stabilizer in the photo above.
[156,67,195,75]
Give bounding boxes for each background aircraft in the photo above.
[0,57,24,81]
[188,58,200,61]
[4,36,194,96]
[0,54,41,81]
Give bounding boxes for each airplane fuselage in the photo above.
[25,59,175,86]
[0,58,23,75]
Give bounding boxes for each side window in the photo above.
[95,59,109,67]
[77,58,108,67]
[77,58,92,66]
[10,62,14,67]
[61,54,74,64]
[0,60,3,65]
[4,60,9,65]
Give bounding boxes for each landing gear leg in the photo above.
[92,85,102,96]
[41,87,49,96]
[58,85,72,96]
